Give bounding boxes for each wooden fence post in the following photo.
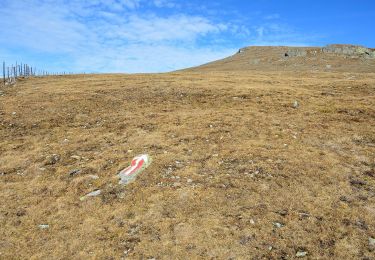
[2,62,5,86]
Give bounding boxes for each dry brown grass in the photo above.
[0,71,375,259]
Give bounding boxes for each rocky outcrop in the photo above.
[188,44,375,73]
[284,48,307,57]
[238,44,375,59]
[322,44,375,59]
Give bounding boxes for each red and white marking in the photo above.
[120,154,150,177]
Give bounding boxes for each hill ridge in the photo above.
[186,44,375,73]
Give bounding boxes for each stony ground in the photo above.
[0,71,375,259]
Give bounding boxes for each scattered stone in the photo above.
[273,222,283,228]
[44,154,60,165]
[298,212,310,219]
[239,235,253,245]
[250,219,255,225]
[38,224,49,229]
[12,111,16,115]
[369,237,375,247]
[187,178,193,183]
[296,251,308,257]
[350,179,366,187]
[276,210,288,217]
[88,175,99,180]
[118,192,126,199]
[80,189,101,201]
[339,196,350,202]
[16,209,27,217]
[293,100,299,109]
[355,220,368,230]
[173,182,181,188]
[69,169,82,176]
[175,161,184,169]
[71,155,81,160]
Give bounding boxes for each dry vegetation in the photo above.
[0,70,375,259]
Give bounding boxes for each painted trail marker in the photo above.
[118,154,152,185]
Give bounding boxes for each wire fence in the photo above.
[2,61,74,86]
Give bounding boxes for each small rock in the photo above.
[250,219,255,225]
[118,192,126,199]
[350,179,366,187]
[298,212,310,219]
[12,112,16,115]
[339,196,349,202]
[38,224,49,229]
[173,182,181,188]
[273,222,283,228]
[69,169,82,176]
[175,164,184,169]
[293,100,299,109]
[369,237,375,247]
[80,189,101,201]
[187,179,193,183]
[44,154,60,165]
[71,155,81,160]
[296,251,307,257]
[277,210,288,217]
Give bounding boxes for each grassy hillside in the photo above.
[1,70,375,259]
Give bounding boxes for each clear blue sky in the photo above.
[1,0,374,73]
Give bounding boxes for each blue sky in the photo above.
[1,0,374,73]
